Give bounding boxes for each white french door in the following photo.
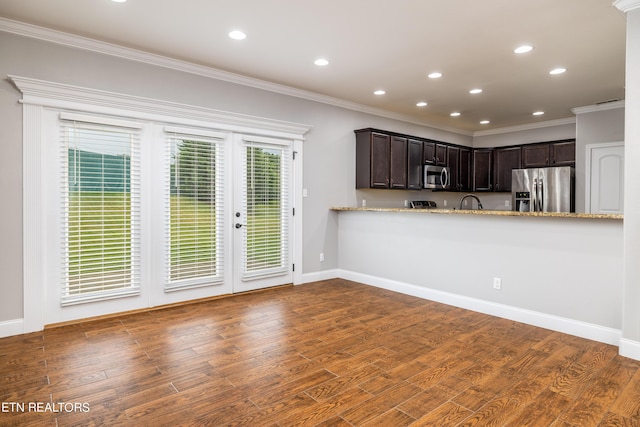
[232,135,294,293]
[41,113,296,326]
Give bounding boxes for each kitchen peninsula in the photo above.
[331,206,624,347]
[331,206,622,220]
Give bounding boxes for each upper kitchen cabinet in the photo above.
[493,146,521,192]
[550,140,576,166]
[447,146,472,191]
[390,135,408,189]
[521,140,576,168]
[424,141,447,166]
[407,138,424,190]
[473,149,493,191]
[355,129,407,189]
[356,130,390,188]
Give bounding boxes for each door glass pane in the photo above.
[168,136,224,288]
[63,123,140,304]
[243,143,289,278]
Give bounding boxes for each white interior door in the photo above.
[233,135,294,293]
[586,142,624,214]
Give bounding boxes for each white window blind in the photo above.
[60,119,141,305]
[242,139,290,280]
[166,131,225,291]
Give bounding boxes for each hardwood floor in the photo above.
[1,279,640,426]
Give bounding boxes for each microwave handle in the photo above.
[441,168,449,187]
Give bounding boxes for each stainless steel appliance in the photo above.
[512,166,575,212]
[423,165,450,190]
[410,200,437,209]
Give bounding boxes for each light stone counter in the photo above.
[330,206,623,220]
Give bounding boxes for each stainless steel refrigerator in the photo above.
[512,166,575,213]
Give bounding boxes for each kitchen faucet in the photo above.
[459,194,483,210]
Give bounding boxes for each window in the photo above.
[166,130,225,290]
[60,116,141,305]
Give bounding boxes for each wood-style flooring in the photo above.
[1,279,640,426]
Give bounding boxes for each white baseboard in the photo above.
[300,269,339,284]
[337,269,623,347]
[0,319,25,338]
[619,338,640,360]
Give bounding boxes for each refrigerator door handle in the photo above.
[539,179,544,212]
[532,179,538,212]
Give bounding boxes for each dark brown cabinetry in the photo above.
[356,128,574,194]
[390,136,408,189]
[407,138,423,190]
[447,146,472,191]
[355,129,409,189]
[493,146,521,192]
[473,149,493,191]
[521,140,575,168]
[424,141,447,166]
[356,131,390,188]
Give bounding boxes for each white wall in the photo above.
[337,210,623,342]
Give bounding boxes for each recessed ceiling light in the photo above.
[374,90,386,96]
[314,58,329,66]
[111,0,127,2]
[450,112,461,117]
[480,120,490,125]
[549,68,567,75]
[533,111,545,116]
[428,72,443,79]
[228,30,247,40]
[514,45,534,54]
[416,101,428,107]
[469,88,483,94]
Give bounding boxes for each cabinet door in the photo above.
[447,146,460,191]
[407,139,423,189]
[522,144,550,168]
[370,133,391,188]
[423,142,447,165]
[459,148,472,192]
[550,141,575,166]
[390,136,407,189]
[473,149,493,191]
[493,147,521,192]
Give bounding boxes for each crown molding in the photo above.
[571,100,626,115]
[614,0,640,13]
[0,17,475,137]
[472,117,576,137]
[0,17,586,139]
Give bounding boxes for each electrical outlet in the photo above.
[320,253,325,262]
[505,200,510,207]
[362,199,367,207]
[493,277,502,290]
[443,200,447,207]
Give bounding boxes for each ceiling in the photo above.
[0,0,628,134]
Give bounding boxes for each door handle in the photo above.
[533,179,538,212]
[235,223,243,229]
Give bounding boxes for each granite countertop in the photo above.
[330,206,623,220]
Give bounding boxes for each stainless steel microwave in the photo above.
[423,165,450,190]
